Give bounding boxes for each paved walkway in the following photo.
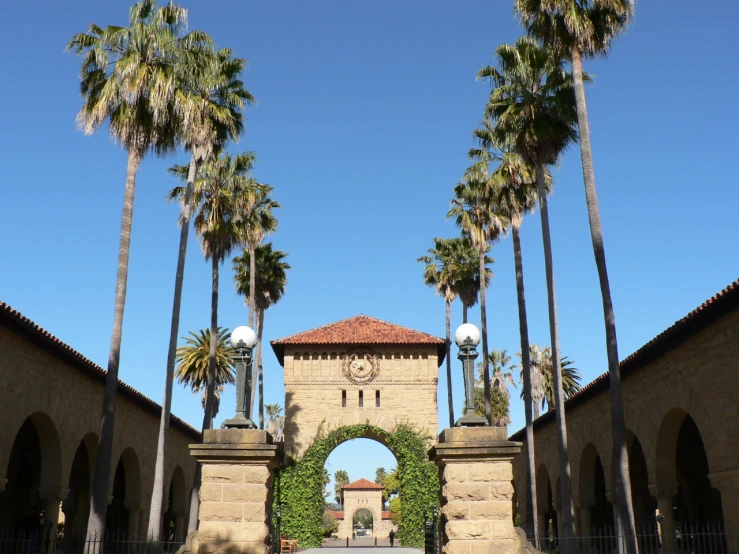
[301,538,421,553]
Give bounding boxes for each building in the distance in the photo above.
[326,478,397,539]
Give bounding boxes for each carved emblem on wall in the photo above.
[341,349,380,384]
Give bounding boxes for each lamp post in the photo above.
[454,323,488,427]
[223,325,258,429]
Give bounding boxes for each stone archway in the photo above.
[0,412,64,532]
[274,423,437,548]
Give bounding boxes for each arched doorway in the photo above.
[105,447,141,538]
[0,413,63,534]
[535,465,554,549]
[162,466,187,543]
[627,434,656,529]
[274,423,437,548]
[352,508,374,538]
[656,409,724,529]
[62,436,95,539]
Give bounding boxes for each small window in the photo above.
[342,390,347,408]
[375,390,381,407]
[359,390,364,408]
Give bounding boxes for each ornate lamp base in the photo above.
[454,414,489,427]
[222,413,257,429]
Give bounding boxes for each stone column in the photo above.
[0,478,7,493]
[536,510,548,549]
[648,484,677,554]
[709,469,739,532]
[125,502,140,540]
[138,502,150,541]
[39,487,69,554]
[429,427,521,554]
[578,500,594,538]
[605,493,625,554]
[184,429,283,554]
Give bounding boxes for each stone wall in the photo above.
[282,346,439,458]
[0,311,198,538]
[511,298,739,535]
[337,488,395,539]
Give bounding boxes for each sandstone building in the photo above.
[327,478,397,539]
[510,278,739,546]
[0,302,198,542]
[270,315,445,459]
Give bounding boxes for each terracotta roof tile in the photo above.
[342,478,385,490]
[271,315,446,366]
[0,301,201,441]
[510,278,739,441]
[382,511,391,520]
[327,510,344,519]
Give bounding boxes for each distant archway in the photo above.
[352,508,374,537]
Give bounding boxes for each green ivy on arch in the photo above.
[272,423,439,548]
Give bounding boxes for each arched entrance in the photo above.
[274,423,437,549]
[62,435,96,539]
[0,413,63,533]
[352,508,374,538]
[656,409,724,529]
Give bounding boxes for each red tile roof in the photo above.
[271,315,446,366]
[342,478,385,490]
[382,511,392,520]
[0,301,201,441]
[510,278,739,441]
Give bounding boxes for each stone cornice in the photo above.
[284,379,438,386]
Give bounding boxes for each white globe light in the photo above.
[231,325,257,349]
[454,323,481,347]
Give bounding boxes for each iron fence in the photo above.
[532,524,737,554]
[0,532,183,554]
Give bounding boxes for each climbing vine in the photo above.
[272,423,439,548]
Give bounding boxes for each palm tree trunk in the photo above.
[512,224,538,543]
[571,47,637,552]
[479,246,492,425]
[534,161,575,549]
[86,148,141,541]
[147,154,198,541]
[248,243,258,416]
[462,303,468,324]
[257,307,265,430]
[188,254,220,533]
[445,299,454,427]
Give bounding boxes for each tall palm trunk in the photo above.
[445,299,454,427]
[86,148,141,540]
[147,155,198,541]
[462,304,468,324]
[248,242,258,416]
[534,161,575,549]
[478,246,492,425]
[257,307,265,430]
[571,48,637,551]
[511,224,537,543]
[188,255,220,533]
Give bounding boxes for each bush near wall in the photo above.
[273,423,439,548]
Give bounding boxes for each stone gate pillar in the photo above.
[181,429,283,554]
[430,428,521,554]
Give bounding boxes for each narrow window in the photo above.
[359,390,364,408]
[375,390,381,407]
[342,390,347,408]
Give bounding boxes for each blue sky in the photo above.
[1,1,737,493]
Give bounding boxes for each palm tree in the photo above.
[448,169,507,425]
[232,185,281,416]
[486,144,542,542]
[453,238,489,324]
[170,151,254,531]
[515,2,638,543]
[334,470,350,507]
[175,327,236,418]
[148,45,254,541]
[479,349,517,399]
[66,0,195,539]
[233,243,290,429]
[265,403,285,441]
[479,36,579,546]
[519,346,582,413]
[418,237,460,428]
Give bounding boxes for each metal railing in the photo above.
[0,531,184,554]
[532,524,737,554]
